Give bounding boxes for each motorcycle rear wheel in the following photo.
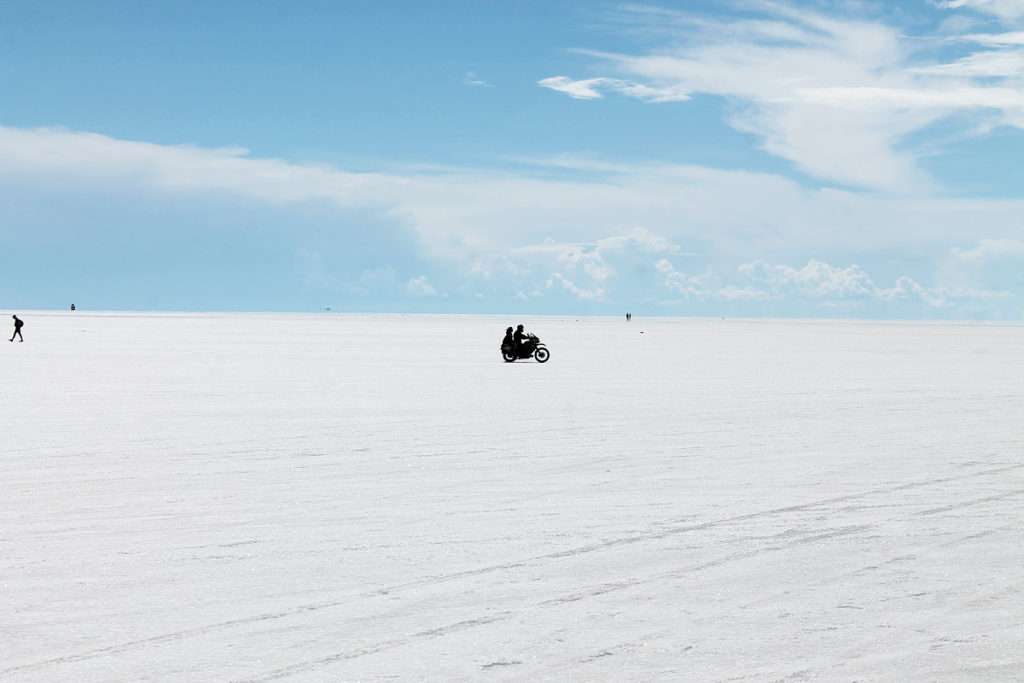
[534,347,550,363]
[502,351,517,362]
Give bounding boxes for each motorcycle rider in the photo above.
[513,324,528,356]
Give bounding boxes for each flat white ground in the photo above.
[2,313,1023,682]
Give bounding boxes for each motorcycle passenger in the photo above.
[501,326,514,352]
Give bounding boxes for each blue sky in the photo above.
[2,0,1024,317]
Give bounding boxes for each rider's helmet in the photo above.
[516,324,524,331]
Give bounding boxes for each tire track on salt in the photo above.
[3,462,1020,679]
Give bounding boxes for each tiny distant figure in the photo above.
[70,303,76,311]
[10,315,24,342]
[626,312,631,321]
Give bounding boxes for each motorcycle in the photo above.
[501,334,550,363]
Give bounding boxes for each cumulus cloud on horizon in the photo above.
[654,257,1008,311]
[1,124,1021,316]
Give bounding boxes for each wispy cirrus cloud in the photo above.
[962,30,1024,44]
[539,2,1024,192]
[939,0,1024,23]
[463,71,493,88]
[537,75,690,102]
[6,125,1024,259]
[911,49,1024,76]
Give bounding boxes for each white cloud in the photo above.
[740,259,876,298]
[463,71,493,88]
[963,30,1024,44]
[537,76,690,102]
[594,226,682,255]
[0,126,389,207]
[940,0,1024,23]
[547,272,605,301]
[5,125,1024,260]
[537,76,605,100]
[655,259,756,301]
[912,49,1024,77]
[718,285,772,302]
[539,3,1024,191]
[875,276,946,307]
[653,256,1008,310]
[795,85,1024,110]
[657,260,724,300]
[406,275,438,297]
[950,238,1024,263]
[737,258,1010,309]
[941,239,1024,297]
[5,124,1024,315]
[494,228,684,301]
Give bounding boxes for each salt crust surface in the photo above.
[2,312,1023,681]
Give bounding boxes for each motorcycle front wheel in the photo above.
[534,347,550,363]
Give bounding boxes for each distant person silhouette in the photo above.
[70,304,76,311]
[10,315,24,342]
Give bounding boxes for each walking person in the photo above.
[9,315,24,342]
